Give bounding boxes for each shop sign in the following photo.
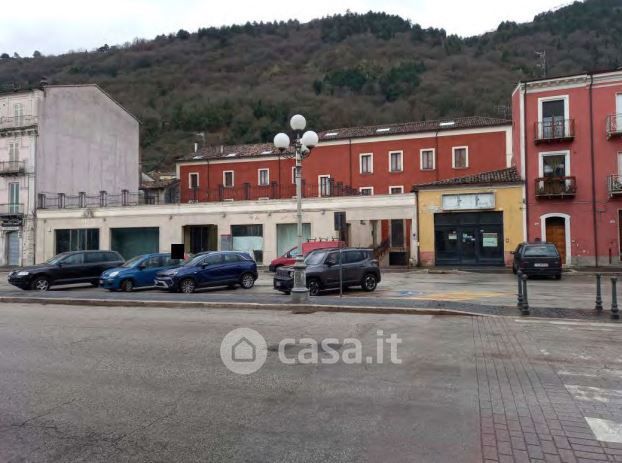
[441,193,495,211]
[482,233,498,247]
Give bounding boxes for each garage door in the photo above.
[6,231,19,266]
[110,227,159,260]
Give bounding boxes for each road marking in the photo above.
[565,385,622,404]
[586,417,622,443]
[514,319,617,328]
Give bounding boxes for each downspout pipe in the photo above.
[588,73,599,267]
[348,138,353,187]
[412,187,421,267]
[522,83,529,243]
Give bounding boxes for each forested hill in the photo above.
[1,0,621,170]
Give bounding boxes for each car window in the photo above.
[224,253,241,263]
[62,253,84,265]
[325,252,341,265]
[524,245,559,257]
[163,257,183,266]
[143,256,162,268]
[344,250,364,264]
[106,252,122,262]
[305,252,325,265]
[202,253,223,266]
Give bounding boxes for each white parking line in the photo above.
[565,385,622,405]
[586,417,622,443]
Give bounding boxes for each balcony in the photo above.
[0,161,25,176]
[534,118,575,144]
[608,175,622,197]
[534,176,577,199]
[0,203,24,215]
[606,114,622,139]
[0,116,38,135]
[185,180,360,203]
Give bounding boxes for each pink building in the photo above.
[513,69,622,266]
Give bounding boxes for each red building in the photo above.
[512,69,622,266]
[176,116,512,203]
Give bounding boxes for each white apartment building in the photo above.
[0,84,139,266]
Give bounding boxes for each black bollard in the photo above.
[612,277,620,320]
[521,274,530,316]
[595,274,603,313]
[517,270,524,309]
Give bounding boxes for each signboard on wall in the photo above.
[441,193,495,211]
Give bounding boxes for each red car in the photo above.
[269,240,345,271]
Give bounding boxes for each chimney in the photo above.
[194,142,198,153]
[220,145,224,154]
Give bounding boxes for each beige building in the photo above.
[35,193,417,266]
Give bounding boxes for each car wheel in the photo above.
[179,278,196,294]
[308,278,321,296]
[121,279,134,292]
[240,273,255,289]
[361,273,378,292]
[555,273,562,280]
[30,276,50,291]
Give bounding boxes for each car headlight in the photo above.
[108,271,119,277]
[17,271,29,276]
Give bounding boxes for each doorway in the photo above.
[183,225,218,254]
[5,231,19,266]
[545,217,566,264]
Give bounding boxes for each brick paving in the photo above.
[474,317,622,462]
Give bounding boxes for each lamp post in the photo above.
[274,115,319,303]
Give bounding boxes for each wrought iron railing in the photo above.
[534,118,574,142]
[37,190,160,209]
[0,160,25,175]
[606,114,622,138]
[0,116,38,131]
[608,175,622,196]
[0,203,24,214]
[534,176,577,198]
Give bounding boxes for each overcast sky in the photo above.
[1,0,570,56]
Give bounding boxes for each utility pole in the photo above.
[535,50,547,79]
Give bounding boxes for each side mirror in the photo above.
[326,260,335,267]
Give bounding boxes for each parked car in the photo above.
[7,250,124,291]
[99,253,185,292]
[512,242,562,279]
[268,240,346,271]
[154,251,258,293]
[273,248,380,296]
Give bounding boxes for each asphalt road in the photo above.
[1,303,621,462]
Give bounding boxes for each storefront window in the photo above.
[55,229,99,254]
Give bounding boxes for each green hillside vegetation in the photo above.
[1,0,621,171]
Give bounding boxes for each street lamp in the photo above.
[274,115,319,303]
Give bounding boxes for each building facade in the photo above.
[0,84,139,266]
[413,168,525,267]
[513,70,622,266]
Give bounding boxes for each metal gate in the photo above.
[6,231,20,266]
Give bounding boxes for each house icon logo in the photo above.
[220,328,267,375]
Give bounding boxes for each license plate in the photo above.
[534,263,549,268]
[275,281,281,288]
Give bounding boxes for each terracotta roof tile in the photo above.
[411,167,523,191]
[178,143,276,162]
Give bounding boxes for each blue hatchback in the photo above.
[154,251,258,293]
[100,253,185,292]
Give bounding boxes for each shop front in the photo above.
[413,167,525,267]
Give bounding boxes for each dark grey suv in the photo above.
[273,248,381,296]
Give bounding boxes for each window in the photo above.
[85,252,111,264]
[389,151,403,172]
[202,253,223,265]
[8,141,19,163]
[539,97,568,139]
[223,171,234,187]
[143,255,163,268]
[61,253,84,265]
[14,103,23,124]
[55,229,100,254]
[224,253,242,263]
[319,175,331,197]
[258,168,269,186]
[452,147,468,169]
[390,219,405,248]
[420,149,435,170]
[359,187,373,196]
[540,153,568,177]
[344,250,365,263]
[325,252,341,265]
[360,153,373,174]
[8,182,19,213]
[189,173,199,189]
[389,186,404,194]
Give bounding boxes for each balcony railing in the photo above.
[606,114,622,139]
[0,161,25,176]
[0,203,24,215]
[534,176,577,198]
[185,180,360,203]
[534,118,575,143]
[0,115,38,132]
[37,190,159,210]
[608,175,622,197]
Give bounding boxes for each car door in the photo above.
[223,253,244,283]
[196,253,226,287]
[83,252,108,280]
[57,252,86,283]
[137,255,162,287]
[342,250,365,284]
[322,251,342,288]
